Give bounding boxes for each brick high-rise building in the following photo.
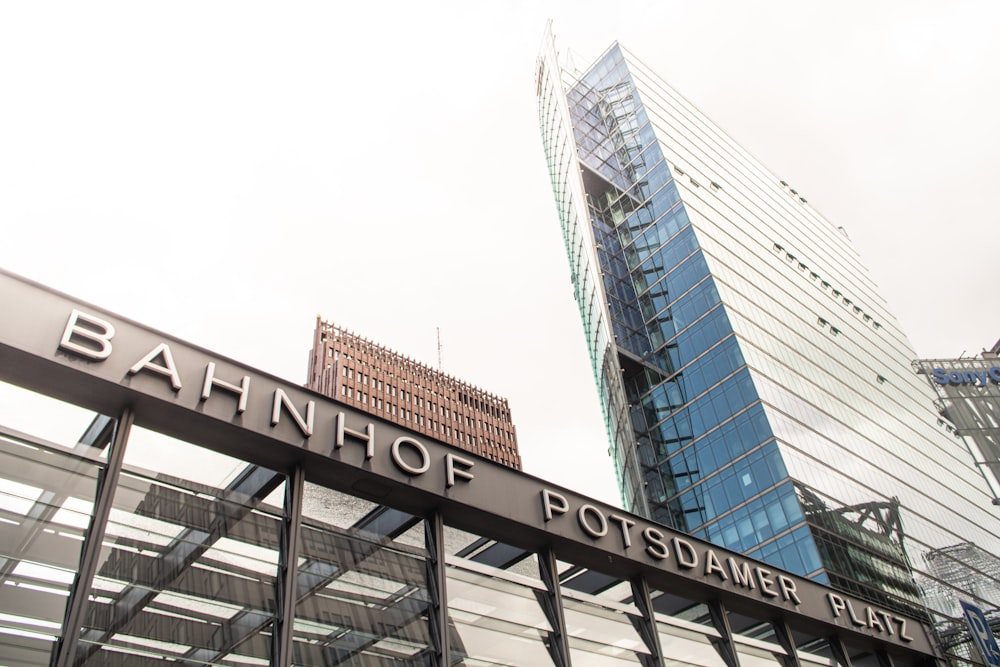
[307,318,521,469]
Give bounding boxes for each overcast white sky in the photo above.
[1,2,998,506]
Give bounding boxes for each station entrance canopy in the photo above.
[0,269,941,666]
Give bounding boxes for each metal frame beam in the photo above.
[538,547,571,667]
[53,407,133,667]
[274,464,304,666]
[773,618,803,667]
[425,511,448,667]
[707,599,742,667]
[829,635,854,667]
[630,575,665,667]
[74,463,284,665]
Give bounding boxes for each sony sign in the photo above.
[932,366,1000,387]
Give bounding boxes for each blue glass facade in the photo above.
[538,28,1000,651]
[540,41,793,567]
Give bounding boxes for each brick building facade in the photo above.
[307,318,521,469]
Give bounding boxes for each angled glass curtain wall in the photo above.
[538,33,991,635]
[547,42,792,574]
[537,36,645,515]
[625,37,1000,629]
[540,29,1000,662]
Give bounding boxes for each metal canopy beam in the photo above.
[53,407,133,667]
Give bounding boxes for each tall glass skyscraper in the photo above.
[537,27,1000,653]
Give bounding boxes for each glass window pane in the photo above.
[293,485,430,665]
[73,426,284,665]
[736,642,785,667]
[559,563,651,665]
[0,423,103,666]
[658,622,728,667]
[649,594,727,667]
[444,525,553,665]
[0,380,110,455]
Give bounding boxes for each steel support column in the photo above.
[538,547,571,667]
[273,464,304,667]
[707,599,742,667]
[52,407,134,667]
[630,575,664,667]
[425,511,448,666]
[877,648,897,667]
[772,619,803,667]
[829,636,854,667]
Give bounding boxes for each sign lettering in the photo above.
[932,366,1000,386]
[40,304,931,650]
[961,600,1000,667]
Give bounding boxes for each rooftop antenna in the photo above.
[437,327,443,371]
[565,48,583,77]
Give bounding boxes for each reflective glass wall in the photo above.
[0,383,108,665]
